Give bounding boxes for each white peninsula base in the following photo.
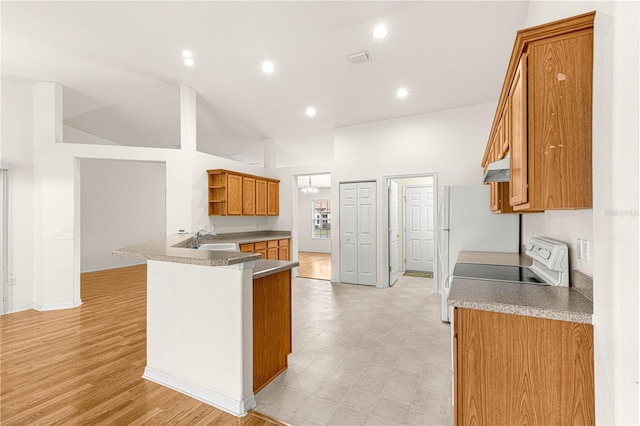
[142,259,256,416]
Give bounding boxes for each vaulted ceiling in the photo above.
[2,1,529,167]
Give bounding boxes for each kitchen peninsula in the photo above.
[113,231,297,417]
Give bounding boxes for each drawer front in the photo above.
[254,241,267,250]
[278,239,289,247]
[267,240,279,248]
[240,243,254,252]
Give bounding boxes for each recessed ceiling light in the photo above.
[305,107,317,117]
[182,50,193,58]
[262,60,274,74]
[373,24,388,39]
[184,58,194,66]
[397,87,409,98]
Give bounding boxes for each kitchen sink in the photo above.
[197,243,239,251]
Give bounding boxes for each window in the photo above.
[312,200,331,239]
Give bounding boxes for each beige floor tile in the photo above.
[352,374,387,394]
[255,275,452,425]
[327,405,370,426]
[295,396,339,425]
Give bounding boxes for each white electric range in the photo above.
[442,236,569,322]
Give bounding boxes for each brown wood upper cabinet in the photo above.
[208,169,279,216]
[481,12,594,212]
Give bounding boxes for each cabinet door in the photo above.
[528,32,593,209]
[255,179,268,216]
[227,174,243,215]
[267,181,279,216]
[254,241,267,259]
[267,247,278,260]
[509,54,528,207]
[278,239,290,261]
[242,177,256,215]
[456,308,594,424]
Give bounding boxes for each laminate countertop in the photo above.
[113,232,298,278]
[448,251,593,324]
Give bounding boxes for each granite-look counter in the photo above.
[171,230,292,248]
[456,251,532,267]
[113,234,261,266]
[448,278,593,324]
[253,259,299,279]
[114,232,298,278]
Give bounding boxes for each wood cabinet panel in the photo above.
[253,269,291,392]
[207,170,279,216]
[482,12,594,212]
[267,247,278,260]
[267,181,279,216]
[242,177,256,215]
[526,31,593,210]
[255,179,268,216]
[240,243,254,253]
[454,308,594,425]
[509,54,528,207]
[278,245,290,261]
[226,174,243,215]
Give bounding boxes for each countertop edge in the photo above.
[447,298,593,325]
[252,260,299,279]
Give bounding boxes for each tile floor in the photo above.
[255,275,453,426]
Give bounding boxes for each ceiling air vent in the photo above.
[346,50,370,65]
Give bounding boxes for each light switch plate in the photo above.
[581,239,590,262]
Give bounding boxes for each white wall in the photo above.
[80,159,166,272]
[331,102,497,283]
[522,2,639,423]
[1,79,36,312]
[298,187,331,253]
[1,81,281,314]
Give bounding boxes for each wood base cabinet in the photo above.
[253,270,292,392]
[453,308,594,425]
[240,239,290,261]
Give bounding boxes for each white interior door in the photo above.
[340,181,376,286]
[404,185,435,272]
[389,181,400,286]
[339,184,358,284]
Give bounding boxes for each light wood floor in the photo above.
[0,265,283,426]
[297,252,331,281]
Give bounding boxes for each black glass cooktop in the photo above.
[453,263,547,285]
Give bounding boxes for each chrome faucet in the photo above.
[192,225,216,248]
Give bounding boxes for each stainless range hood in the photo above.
[483,157,510,183]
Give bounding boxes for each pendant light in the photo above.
[300,176,319,194]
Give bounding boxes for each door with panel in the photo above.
[339,181,377,286]
[388,180,401,286]
[404,185,435,273]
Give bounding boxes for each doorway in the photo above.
[80,159,166,273]
[384,173,437,288]
[296,173,331,280]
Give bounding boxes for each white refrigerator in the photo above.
[436,185,520,322]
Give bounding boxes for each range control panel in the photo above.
[525,236,569,286]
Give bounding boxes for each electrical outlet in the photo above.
[581,239,590,262]
[55,226,63,236]
[532,230,537,237]
[8,276,16,286]
[576,239,583,260]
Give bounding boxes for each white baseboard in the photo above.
[34,300,82,311]
[1,303,35,315]
[142,366,256,417]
